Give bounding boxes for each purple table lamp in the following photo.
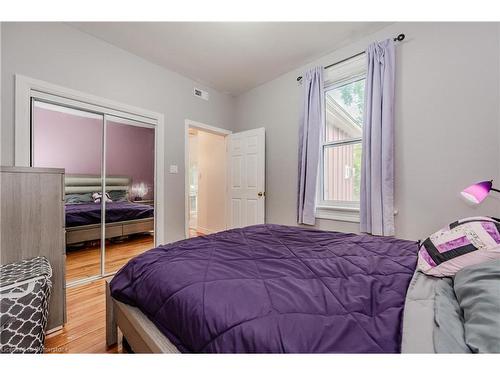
[461,180,500,204]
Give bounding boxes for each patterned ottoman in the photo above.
[0,257,52,353]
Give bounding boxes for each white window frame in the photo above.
[316,54,366,222]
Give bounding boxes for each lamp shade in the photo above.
[461,180,493,204]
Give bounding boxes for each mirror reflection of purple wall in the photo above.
[33,102,103,173]
[33,103,155,200]
[106,120,155,200]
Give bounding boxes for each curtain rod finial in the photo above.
[394,33,405,42]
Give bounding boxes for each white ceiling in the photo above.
[70,22,390,96]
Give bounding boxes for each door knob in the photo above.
[258,192,265,197]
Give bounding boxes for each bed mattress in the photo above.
[110,224,417,353]
[65,201,154,227]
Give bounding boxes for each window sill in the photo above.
[315,205,360,223]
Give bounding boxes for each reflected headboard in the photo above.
[64,174,130,194]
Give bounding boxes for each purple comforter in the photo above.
[110,224,417,353]
[65,202,154,227]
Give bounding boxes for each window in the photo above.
[316,54,366,222]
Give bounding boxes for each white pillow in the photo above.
[92,192,112,203]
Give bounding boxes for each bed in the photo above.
[64,175,154,246]
[106,224,500,353]
[106,224,419,353]
[66,201,153,227]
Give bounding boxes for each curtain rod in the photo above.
[296,33,405,82]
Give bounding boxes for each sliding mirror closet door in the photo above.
[32,101,104,284]
[104,116,155,275]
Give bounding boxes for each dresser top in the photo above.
[1,166,65,174]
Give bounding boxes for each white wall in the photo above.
[0,22,2,163]
[3,22,499,242]
[235,22,500,240]
[1,22,236,243]
[196,130,227,233]
[189,133,199,170]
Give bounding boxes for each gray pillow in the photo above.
[108,190,128,202]
[454,259,500,353]
[65,193,93,204]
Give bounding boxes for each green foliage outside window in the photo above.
[338,79,365,124]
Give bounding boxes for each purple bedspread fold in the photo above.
[110,224,417,353]
[65,202,153,227]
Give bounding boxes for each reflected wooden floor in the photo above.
[66,234,154,283]
[189,229,204,238]
[45,279,122,353]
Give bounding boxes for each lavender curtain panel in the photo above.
[297,67,324,225]
[360,39,396,236]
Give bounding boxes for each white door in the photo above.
[227,128,265,229]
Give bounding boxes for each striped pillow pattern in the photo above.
[418,217,500,277]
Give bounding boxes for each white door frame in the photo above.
[184,119,232,238]
[14,74,166,251]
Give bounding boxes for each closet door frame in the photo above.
[15,75,165,285]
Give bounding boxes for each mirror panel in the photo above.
[104,116,155,275]
[32,100,104,284]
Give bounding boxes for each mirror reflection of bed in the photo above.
[64,175,154,282]
[31,100,156,285]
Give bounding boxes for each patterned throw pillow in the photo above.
[417,217,500,277]
[92,192,112,203]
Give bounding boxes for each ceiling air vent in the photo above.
[193,88,209,101]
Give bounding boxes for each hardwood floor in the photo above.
[46,234,157,353]
[49,231,211,353]
[45,279,122,353]
[66,234,154,282]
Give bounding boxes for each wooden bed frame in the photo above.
[65,174,154,245]
[105,279,179,353]
[66,217,154,245]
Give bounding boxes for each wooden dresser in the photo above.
[0,166,66,331]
